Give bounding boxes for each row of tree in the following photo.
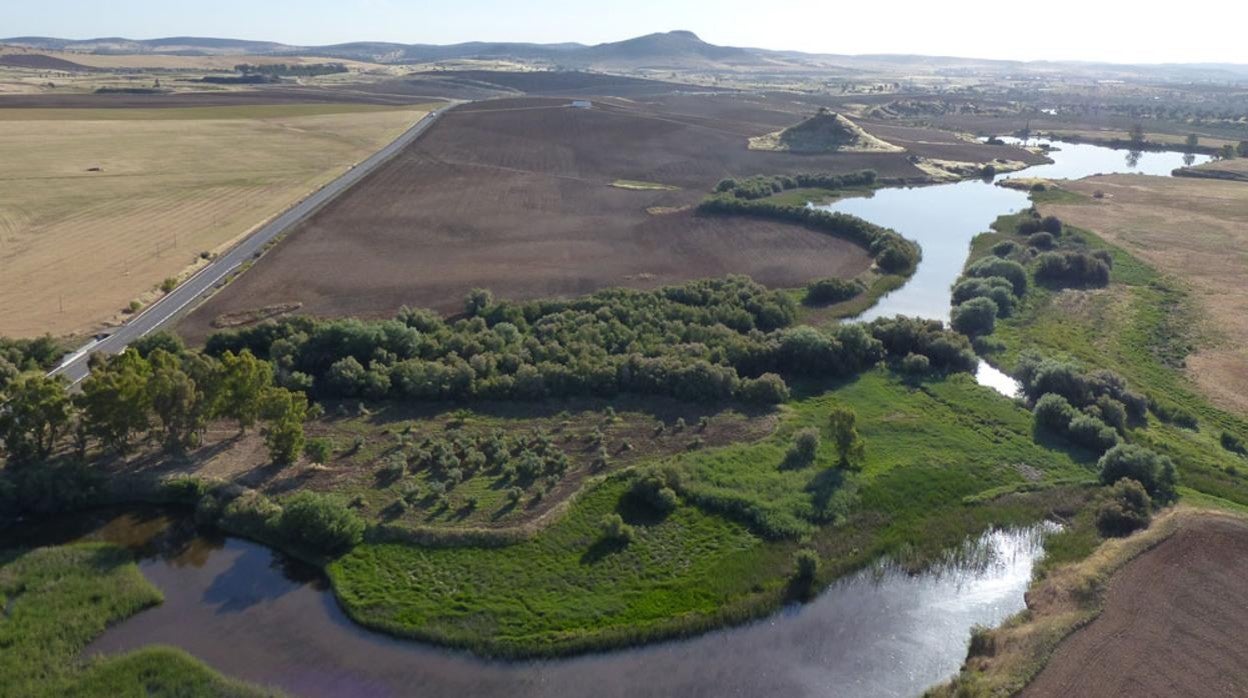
[713,170,878,200]
[0,347,307,470]
[697,196,921,274]
[204,277,973,406]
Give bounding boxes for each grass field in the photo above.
[0,543,272,697]
[0,103,436,337]
[329,369,1094,656]
[1038,171,1248,416]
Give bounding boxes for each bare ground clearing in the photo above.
[1041,173,1248,415]
[182,94,1037,339]
[1022,515,1248,697]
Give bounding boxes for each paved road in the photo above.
[50,106,450,386]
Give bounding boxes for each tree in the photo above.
[261,387,307,466]
[304,438,334,464]
[0,374,73,464]
[1128,123,1145,146]
[277,492,364,556]
[146,349,205,455]
[827,405,865,470]
[786,427,821,468]
[464,288,494,316]
[218,350,273,432]
[599,513,634,543]
[1098,444,1177,503]
[951,297,998,337]
[1096,478,1152,537]
[1238,141,1248,158]
[1184,133,1199,152]
[78,349,152,455]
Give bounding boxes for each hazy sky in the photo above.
[7,0,1248,64]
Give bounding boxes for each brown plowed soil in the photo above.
[1023,516,1248,697]
[181,93,1039,340]
[0,53,95,71]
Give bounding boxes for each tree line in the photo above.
[697,195,921,274]
[204,277,976,407]
[713,170,878,200]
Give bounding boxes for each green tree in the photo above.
[1128,123,1145,146]
[78,349,152,455]
[1184,133,1199,152]
[827,404,865,470]
[0,374,73,464]
[261,387,307,466]
[1098,444,1177,503]
[1238,141,1248,158]
[219,350,273,432]
[464,288,494,316]
[146,349,205,455]
[277,492,364,556]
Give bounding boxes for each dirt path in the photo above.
[1022,516,1248,697]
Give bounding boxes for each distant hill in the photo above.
[5,31,1248,80]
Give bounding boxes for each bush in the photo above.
[1148,398,1199,430]
[304,438,334,464]
[966,256,1028,296]
[1027,232,1056,249]
[632,470,680,513]
[1034,393,1078,432]
[951,297,998,336]
[1040,215,1063,235]
[1221,432,1247,456]
[794,548,820,581]
[1095,478,1152,537]
[737,373,790,404]
[277,492,365,556]
[900,352,931,375]
[1033,251,1110,287]
[785,427,821,468]
[804,277,864,305]
[991,240,1020,257]
[599,513,634,543]
[951,276,1016,318]
[1066,413,1119,452]
[1098,444,1178,503]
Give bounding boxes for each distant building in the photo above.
[570,100,592,109]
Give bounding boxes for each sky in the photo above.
[7,0,1248,65]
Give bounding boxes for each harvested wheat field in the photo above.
[0,102,437,337]
[1041,168,1248,415]
[1022,515,1248,697]
[182,93,1037,339]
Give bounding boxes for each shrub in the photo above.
[1034,393,1078,432]
[786,427,821,468]
[632,470,680,513]
[1027,232,1056,249]
[991,240,1020,257]
[735,372,790,405]
[599,513,634,543]
[794,549,820,581]
[1149,399,1199,430]
[1098,444,1178,503]
[1221,432,1247,456]
[1033,251,1110,287]
[304,437,334,464]
[277,492,365,556]
[900,352,931,374]
[804,277,864,305]
[951,276,1016,316]
[828,404,865,470]
[1066,413,1119,453]
[1040,216,1063,235]
[966,256,1028,296]
[951,297,998,336]
[1095,478,1152,537]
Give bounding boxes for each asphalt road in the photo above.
[49,106,450,386]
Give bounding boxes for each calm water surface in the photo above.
[22,510,1055,698]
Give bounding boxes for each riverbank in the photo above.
[930,505,1248,697]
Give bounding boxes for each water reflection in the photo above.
[49,511,1058,698]
[1125,150,1142,168]
[1183,152,1197,167]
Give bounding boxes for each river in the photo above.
[31,509,1053,698]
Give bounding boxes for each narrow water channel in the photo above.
[47,510,1054,698]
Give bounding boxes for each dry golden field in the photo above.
[0,103,434,337]
[1041,163,1248,414]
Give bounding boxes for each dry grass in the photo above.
[1042,174,1248,415]
[0,104,433,337]
[0,45,386,72]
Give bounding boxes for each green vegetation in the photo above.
[713,170,877,201]
[329,369,1094,655]
[0,544,271,698]
[803,277,865,306]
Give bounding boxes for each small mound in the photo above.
[749,110,903,154]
